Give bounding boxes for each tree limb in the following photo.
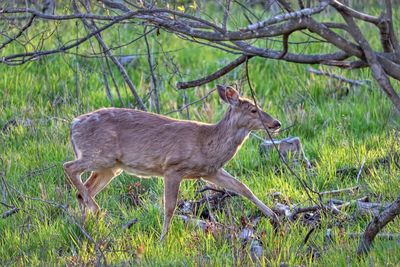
[73,2,146,110]
[330,0,379,24]
[177,54,252,89]
[357,194,400,255]
[308,67,369,87]
[243,0,331,31]
[0,15,35,51]
[338,10,400,111]
[384,0,400,55]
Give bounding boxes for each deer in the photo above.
[63,85,281,240]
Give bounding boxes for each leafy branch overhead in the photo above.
[1,0,400,110]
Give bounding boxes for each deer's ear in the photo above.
[217,85,240,105]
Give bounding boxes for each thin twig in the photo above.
[1,11,136,65]
[99,54,115,106]
[0,14,35,51]
[245,57,323,209]
[164,89,216,115]
[86,29,115,106]
[222,0,232,32]
[356,156,366,183]
[19,164,56,179]
[104,54,124,106]
[76,4,146,110]
[144,26,160,113]
[319,186,360,196]
[308,67,369,87]
[330,0,379,24]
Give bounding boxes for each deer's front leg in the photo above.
[204,169,279,229]
[161,174,182,240]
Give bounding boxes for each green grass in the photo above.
[1,5,400,266]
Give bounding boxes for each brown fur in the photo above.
[63,85,281,239]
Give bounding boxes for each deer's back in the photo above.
[69,108,213,177]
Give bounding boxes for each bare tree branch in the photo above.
[177,54,252,89]
[143,26,160,113]
[0,0,400,109]
[243,0,331,31]
[1,7,123,21]
[0,14,130,65]
[72,2,146,110]
[308,67,369,87]
[0,14,35,51]
[384,0,400,55]
[338,9,400,110]
[330,0,379,24]
[165,89,216,115]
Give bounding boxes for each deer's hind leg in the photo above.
[77,167,122,210]
[63,159,101,214]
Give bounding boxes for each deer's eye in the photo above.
[251,109,257,113]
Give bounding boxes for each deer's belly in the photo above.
[119,164,162,178]
[181,164,221,179]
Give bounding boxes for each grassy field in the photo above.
[1,4,400,266]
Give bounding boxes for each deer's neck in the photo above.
[204,107,250,167]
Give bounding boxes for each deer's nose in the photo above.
[271,120,281,129]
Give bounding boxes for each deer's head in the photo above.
[217,85,281,132]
